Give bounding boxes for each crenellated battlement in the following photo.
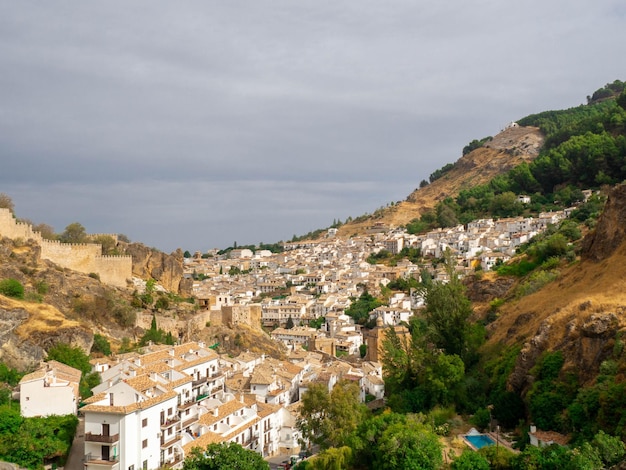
[96,255,133,261]
[87,233,120,243]
[41,238,103,249]
[0,208,131,288]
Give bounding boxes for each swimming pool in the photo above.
[464,433,495,449]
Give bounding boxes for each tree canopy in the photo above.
[59,222,87,243]
[182,442,269,470]
[298,380,369,450]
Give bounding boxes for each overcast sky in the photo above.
[1,1,625,253]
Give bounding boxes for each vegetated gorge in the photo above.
[2,80,626,469]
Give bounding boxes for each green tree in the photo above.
[479,444,516,469]
[47,343,91,375]
[0,193,14,213]
[182,442,269,470]
[0,406,22,435]
[490,191,523,217]
[375,416,443,470]
[591,430,626,467]
[0,412,78,469]
[306,446,353,470]
[154,294,170,311]
[286,315,295,329]
[47,343,100,398]
[91,334,111,356]
[92,234,117,255]
[349,411,408,468]
[0,363,23,386]
[298,381,369,450]
[59,222,87,243]
[345,291,383,325]
[0,278,24,299]
[140,314,170,346]
[451,450,490,470]
[33,223,57,240]
[436,202,459,228]
[421,250,477,361]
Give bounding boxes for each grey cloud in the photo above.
[1,0,625,251]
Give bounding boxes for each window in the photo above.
[143,460,148,470]
[142,418,148,427]
[129,466,134,470]
[168,407,172,415]
[142,439,148,449]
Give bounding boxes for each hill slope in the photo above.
[484,184,626,391]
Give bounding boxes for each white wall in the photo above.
[20,380,77,417]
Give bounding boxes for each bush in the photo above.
[0,278,24,299]
[91,334,111,356]
[35,280,49,295]
[496,259,537,277]
[155,295,170,310]
[471,407,491,431]
[516,270,559,297]
[451,450,490,470]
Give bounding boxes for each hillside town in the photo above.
[187,207,571,354]
[16,207,573,469]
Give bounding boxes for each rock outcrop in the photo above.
[0,299,93,371]
[123,243,188,294]
[581,184,626,261]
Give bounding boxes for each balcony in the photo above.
[161,452,184,468]
[178,400,195,411]
[85,432,120,444]
[192,377,206,387]
[181,415,198,429]
[84,453,120,467]
[160,416,181,429]
[161,434,182,450]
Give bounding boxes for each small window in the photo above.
[142,439,148,449]
[142,418,148,427]
[168,407,172,415]
[143,460,148,470]
[129,466,135,470]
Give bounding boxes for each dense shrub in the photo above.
[0,278,24,299]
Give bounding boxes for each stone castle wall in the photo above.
[0,208,132,288]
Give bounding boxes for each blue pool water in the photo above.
[464,433,495,449]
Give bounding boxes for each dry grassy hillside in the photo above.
[338,125,543,236]
[481,185,626,391]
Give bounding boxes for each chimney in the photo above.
[213,407,218,417]
[530,425,537,434]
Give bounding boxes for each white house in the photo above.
[19,360,82,417]
[82,379,181,470]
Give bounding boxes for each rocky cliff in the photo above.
[122,242,192,295]
[581,184,626,262]
[0,295,93,371]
